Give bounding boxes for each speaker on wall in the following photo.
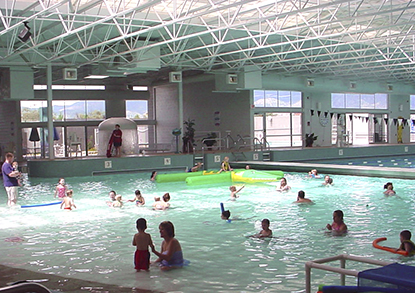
[18,22,32,42]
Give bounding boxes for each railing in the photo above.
[305,254,392,293]
[140,143,172,154]
[0,282,52,293]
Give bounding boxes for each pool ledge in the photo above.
[233,161,415,179]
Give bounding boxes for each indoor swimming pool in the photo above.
[0,170,415,292]
[307,155,415,168]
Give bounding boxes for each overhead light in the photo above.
[84,75,109,79]
[18,21,31,42]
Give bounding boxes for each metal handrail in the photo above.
[0,282,52,293]
[224,134,236,150]
[305,254,392,293]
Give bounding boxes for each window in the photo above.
[254,90,302,108]
[410,95,415,110]
[21,101,47,122]
[332,93,387,109]
[51,100,105,121]
[126,100,148,119]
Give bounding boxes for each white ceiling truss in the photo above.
[1,0,415,83]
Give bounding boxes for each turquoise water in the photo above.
[1,171,415,292]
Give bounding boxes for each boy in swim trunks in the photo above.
[132,218,155,271]
[396,230,415,256]
[60,190,76,211]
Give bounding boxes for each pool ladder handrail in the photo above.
[305,254,392,293]
[0,281,52,293]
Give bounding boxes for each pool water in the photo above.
[1,171,415,293]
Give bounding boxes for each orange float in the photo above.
[372,237,408,256]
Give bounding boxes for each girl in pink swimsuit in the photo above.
[326,210,347,235]
[54,178,68,199]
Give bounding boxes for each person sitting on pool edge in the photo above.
[294,190,313,203]
[218,156,233,173]
[188,162,203,172]
[396,230,415,256]
[383,182,396,196]
[326,210,347,235]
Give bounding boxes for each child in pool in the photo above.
[60,190,76,211]
[108,190,117,201]
[383,182,396,195]
[221,210,231,221]
[111,194,123,208]
[153,193,170,210]
[396,230,415,256]
[132,218,155,271]
[322,175,333,186]
[308,169,321,179]
[276,177,291,192]
[326,210,347,235]
[150,171,157,181]
[294,190,313,203]
[230,185,245,200]
[54,178,68,199]
[128,190,145,206]
[252,219,273,238]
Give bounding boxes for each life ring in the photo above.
[372,237,408,256]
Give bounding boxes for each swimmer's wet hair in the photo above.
[136,218,147,230]
[401,230,412,240]
[163,193,170,202]
[66,189,73,196]
[160,221,175,237]
[222,210,231,219]
[298,190,305,198]
[135,190,141,195]
[334,210,344,220]
[384,182,393,189]
[262,219,270,225]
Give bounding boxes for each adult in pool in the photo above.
[152,221,184,271]
[2,152,21,206]
[294,190,313,203]
[150,171,157,181]
[276,177,291,192]
[326,210,347,235]
[383,182,396,196]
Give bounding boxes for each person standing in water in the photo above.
[2,153,21,206]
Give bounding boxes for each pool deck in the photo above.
[232,161,415,180]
